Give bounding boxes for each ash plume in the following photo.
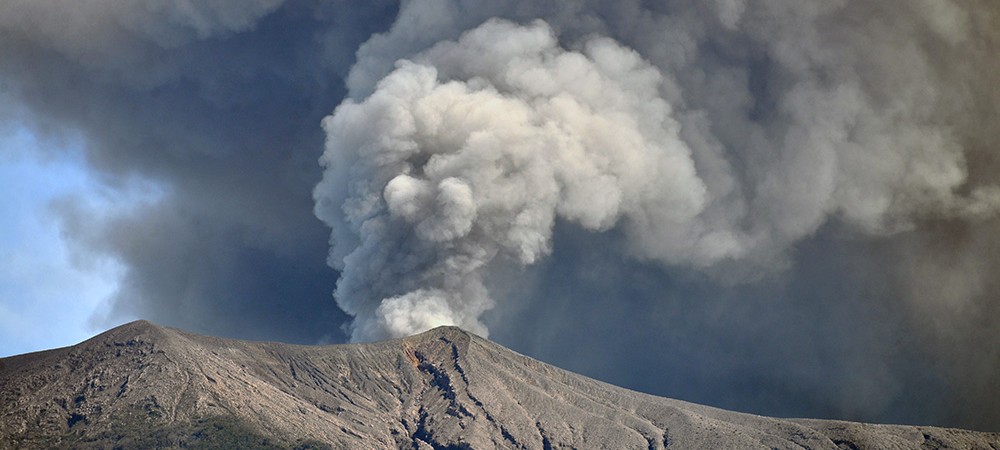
[315,0,1000,341]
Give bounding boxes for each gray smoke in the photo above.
[0,0,400,342]
[315,0,1000,341]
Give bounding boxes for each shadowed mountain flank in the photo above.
[2,321,997,449]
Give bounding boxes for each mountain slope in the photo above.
[1,321,997,449]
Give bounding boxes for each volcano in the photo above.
[1,321,997,449]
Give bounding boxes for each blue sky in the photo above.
[0,125,134,357]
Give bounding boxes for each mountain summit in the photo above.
[1,321,997,449]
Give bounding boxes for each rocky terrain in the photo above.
[1,321,998,449]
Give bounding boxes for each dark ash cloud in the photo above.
[3,0,1000,432]
[1,0,400,343]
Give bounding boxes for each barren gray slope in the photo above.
[1,321,997,449]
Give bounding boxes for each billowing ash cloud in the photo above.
[316,19,723,340]
[315,1,1000,341]
[4,0,1000,432]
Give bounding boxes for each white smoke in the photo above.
[315,1,1000,341]
[316,19,719,340]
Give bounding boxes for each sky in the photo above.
[0,126,128,356]
[2,0,1000,432]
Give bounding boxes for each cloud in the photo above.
[0,0,400,343]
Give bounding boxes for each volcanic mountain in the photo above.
[1,321,997,449]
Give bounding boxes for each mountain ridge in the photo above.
[1,320,997,449]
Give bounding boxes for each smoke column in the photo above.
[314,1,1000,341]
